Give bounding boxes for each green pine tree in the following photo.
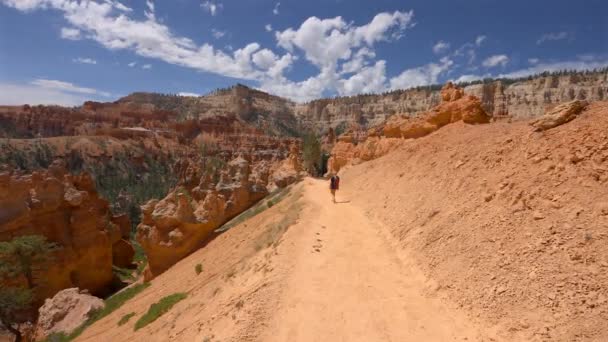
[0,235,58,289]
[0,287,33,342]
[302,132,322,176]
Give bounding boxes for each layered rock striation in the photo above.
[1,71,605,142]
[296,71,607,131]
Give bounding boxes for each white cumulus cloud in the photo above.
[482,54,509,68]
[267,10,415,100]
[276,11,414,68]
[3,2,479,102]
[273,2,280,15]
[339,60,387,95]
[432,40,450,54]
[389,57,453,90]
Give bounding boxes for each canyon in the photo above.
[0,91,302,320]
[0,69,607,341]
[76,99,608,342]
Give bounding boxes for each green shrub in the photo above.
[134,293,188,331]
[118,312,136,326]
[100,283,150,318]
[112,266,135,283]
[302,132,321,175]
[195,263,203,275]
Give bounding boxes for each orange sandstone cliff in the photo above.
[0,162,133,303]
[327,82,490,174]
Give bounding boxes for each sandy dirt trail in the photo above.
[261,178,482,342]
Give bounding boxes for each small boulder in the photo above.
[531,100,588,131]
[35,288,104,340]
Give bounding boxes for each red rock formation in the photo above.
[137,145,303,279]
[0,162,133,303]
[327,83,490,174]
[383,82,489,139]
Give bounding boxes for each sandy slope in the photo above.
[79,178,487,341]
[340,102,608,341]
[73,103,608,341]
[261,178,482,342]
[77,184,305,342]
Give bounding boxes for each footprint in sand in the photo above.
[312,240,323,252]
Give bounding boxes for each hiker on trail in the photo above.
[329,174,340,203]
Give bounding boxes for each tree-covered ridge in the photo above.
[303,67,608,105]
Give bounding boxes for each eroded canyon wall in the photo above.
[294,72,608,132]
[0,162,133,303]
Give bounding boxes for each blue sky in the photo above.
[0,0,607,105]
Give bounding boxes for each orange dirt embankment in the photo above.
[76,103,608,342]
[78,180,488,342]
[77,184,306,342]
[341,101,608,341]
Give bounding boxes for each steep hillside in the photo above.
[77,184,306,342]
[339,101,608,341]
[77,180,491,342]
[118,84,300,137]
[26,102,608,342]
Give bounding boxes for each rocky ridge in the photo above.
[326,82,490,174]
[296,71,607,132]
[2,71,604,142]
[75,70,608,137]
